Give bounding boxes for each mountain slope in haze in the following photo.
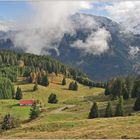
[0,14,140,81]
[51,14,140,80]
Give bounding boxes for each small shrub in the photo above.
[48,93,58,104]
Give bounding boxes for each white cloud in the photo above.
[73,13,98,30]
[0,21,15,32]
[129,46,140,58]
[13,1,140,56]
[104,1,140,33]
[72,28,111,55]
[13,1,93,54]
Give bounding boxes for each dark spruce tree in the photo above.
[69,82,75,90]
[111,77,124,99]
[48,93,58,104]
[42,75,49,86]
[62,77,66,85]
[133,95,140,111]
[104,82,111,96]
[29,101,40,120]
[33,83,38,91]
[105,86,110,96]
[125,75,134,97]
[105,102,113,117]
[88,102,99,119]
[131,79,140,98]
[115,96,124,117]
[123,86,129,100]
[69,81,78,91]
[1,114,17,130]
[15,87,22,100]
[74,82,78,91]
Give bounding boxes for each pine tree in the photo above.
[105,83,110,96]
[69,81,78,91]
[29,101,40,120]
[48,93,58,104]
[125,75,134,96]
[111,78,123,99]
[133,95,140,111]
[105,102,113,117]
[42,75,49,86]
[1,114,17,130]
[33,83,38,91]
[115,96,124,116]
[62,77,66,85]
[131,79,140,98]
[88,102,99,119]
[74,82,78,91]
[15,87,22,100]
[123,86,129,100]
[69,82,74,90]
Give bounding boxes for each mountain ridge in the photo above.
[0,13,140,80]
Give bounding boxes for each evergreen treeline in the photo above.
[0,49,85,79]
[75,76,105,88]
[0,67,18,82]
[104,75,140,112]
[0,49,107,88]
[0,77,15,99]
[88,97,124,119]
[104,75,134,100]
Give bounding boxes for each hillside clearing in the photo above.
[0,75,139,139]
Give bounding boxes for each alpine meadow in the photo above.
[0,1,140,139]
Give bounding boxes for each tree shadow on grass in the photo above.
[23,89,34,92]
[15,81,29,85]
[7,103,19,108]
[61,88,69,90]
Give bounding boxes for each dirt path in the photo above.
[50,105,75,113]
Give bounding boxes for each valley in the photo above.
[0,74,139,139]
[0,1,140,138]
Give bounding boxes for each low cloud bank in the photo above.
[72,28,111,55]
[13,1,111,55]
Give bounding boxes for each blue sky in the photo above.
[0,1,32,21]
[0,1,109,21]
[81,2,110,17]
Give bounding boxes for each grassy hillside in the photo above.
[0,75,139,138]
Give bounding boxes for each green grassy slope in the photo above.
[0,75,139,139]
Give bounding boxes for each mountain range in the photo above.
[0,13,140,81]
